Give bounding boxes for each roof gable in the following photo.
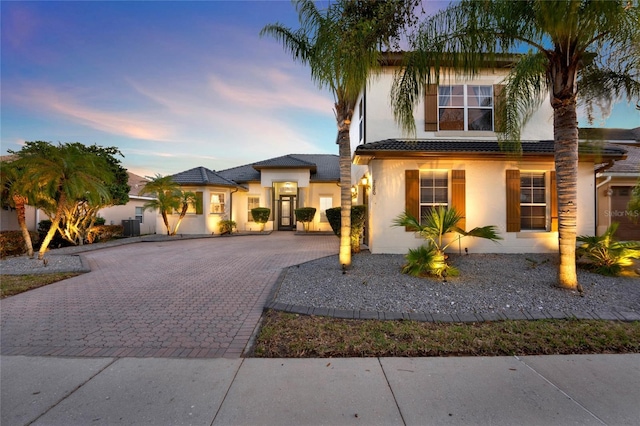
[218,154,339,183]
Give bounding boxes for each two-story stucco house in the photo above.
[349,57,627,254]
[164,154,340,234]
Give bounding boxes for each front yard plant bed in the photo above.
[252,310,640,358]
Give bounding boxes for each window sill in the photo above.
[434,131,495,138]
[516,231,556,238]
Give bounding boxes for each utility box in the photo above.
[122,219,140,237]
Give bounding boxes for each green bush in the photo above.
[325,205,367,252]
[294,207,316,232]
[218,219,236,235]
[0,230,40,258]
[94,217,106,226]
[86,225,124,244]
[37,220,72,249]
[251,207,270,231]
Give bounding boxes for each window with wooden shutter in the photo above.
[405,170,419,231]
[451,170,466,231]
[506,170,521,232]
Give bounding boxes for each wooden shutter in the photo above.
[405,170,420,231]
[550,171,558,231]
[506,169,521,232]
[424,85,438,131]
[493,84,506,133]
[451,170,466,231]
[195,191,203,215]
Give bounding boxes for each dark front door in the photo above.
[278,195,296,231]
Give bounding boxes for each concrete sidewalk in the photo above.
[2,354,638,425]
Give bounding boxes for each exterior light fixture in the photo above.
[360,176,369,187]
[351,185,358,199]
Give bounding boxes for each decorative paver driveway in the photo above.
[1,233,338,358]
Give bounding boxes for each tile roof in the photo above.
[253,155,317,170]
[218,154,340,183]
[127,172,150,197]
[354,139,626,157]
[171,166,242,187]
[579,127,640,142]
[604,144,640,175]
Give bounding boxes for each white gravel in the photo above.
[275,252,640,315]
[0,255,88,275]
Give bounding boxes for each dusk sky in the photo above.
[2,1,638,177]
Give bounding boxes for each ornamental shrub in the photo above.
[325,205,367,252]
[86,225,124,244]
[218,219,236,235]
[251,207,270,231]
[0,230,40,258]
[294,207,316,232]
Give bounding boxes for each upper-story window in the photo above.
[437,85,494,131]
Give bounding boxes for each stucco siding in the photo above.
[365,158,595,254]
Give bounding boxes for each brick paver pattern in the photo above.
[1,234,338,358]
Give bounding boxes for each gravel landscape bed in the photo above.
[0,255,88,275]
[275,252,640,316]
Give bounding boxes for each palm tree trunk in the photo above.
[161,211,171,235]
[172,206,189,235]
[38,195,66,260]
[553,98,579,289]
[338,119,352,268]
[13,195,34,258]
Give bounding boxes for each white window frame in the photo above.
[438,85,493,131]
[520,172,546,230]
[210,193,225,214]
[135,206,144,223]
[419,170,448,224]
[319,195,333,222]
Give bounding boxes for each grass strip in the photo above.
[253,310,640,358]
[1,272,82,298]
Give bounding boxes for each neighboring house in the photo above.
[98,172,157,235]
[582,127,640,240]
[166,154,340,234]
[349,59,627,254]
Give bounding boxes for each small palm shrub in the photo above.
[576,223,640,276]
[393,206,501,278]
[218,219,236,235]
[0,230,40,258]
[294,207,316,232]
[251,207,270,231]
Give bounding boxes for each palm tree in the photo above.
[172,191,198,235]
[393,206,502,277]
[261,0,419,268]
[391,0,639,289]
[140,174,181,235]
[12,142,112,259]
[0,160,43,257]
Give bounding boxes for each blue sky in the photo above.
[2,1,638,177]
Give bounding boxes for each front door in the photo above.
[278,195,296,231]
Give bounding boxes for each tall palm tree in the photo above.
[140,174,181,235]
[391,0,639,289]
[0,160,44,257]
[261,0,419,268]
[12,142,112,259]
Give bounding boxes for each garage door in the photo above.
[610,186,640,241]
